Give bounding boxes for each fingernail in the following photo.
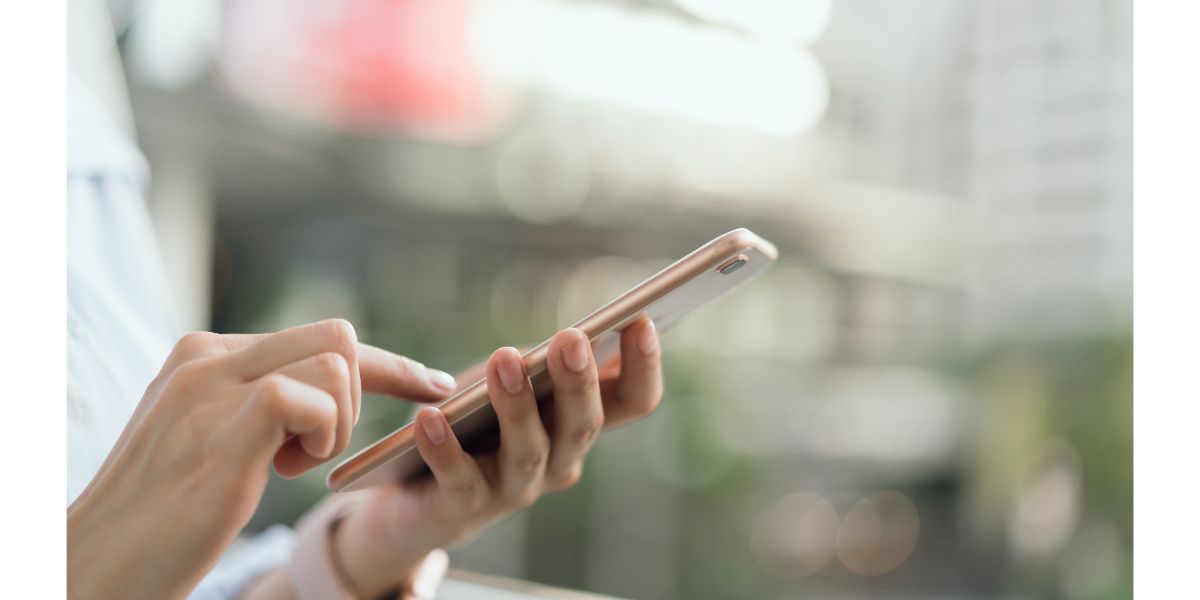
[496,350,525,394]
[420,408,447,445]
[638,319,658,354]
[562,335,590,373]
[427,368,457,393]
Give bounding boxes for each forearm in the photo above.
[67,494,174,600]
[69,475,236,600]
[67,514,127,600]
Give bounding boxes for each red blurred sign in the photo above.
[220,0,517,141]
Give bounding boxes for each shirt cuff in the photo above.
[290,494,449,600]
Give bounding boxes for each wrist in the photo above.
[291,494,447,600]
[334,509,446,600]
[333,515,415,600]
[67,495,145,600]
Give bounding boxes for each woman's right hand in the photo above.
[67,319,457,600]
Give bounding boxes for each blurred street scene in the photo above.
[94,0,1131,597]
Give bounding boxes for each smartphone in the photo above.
[327,228,778,492]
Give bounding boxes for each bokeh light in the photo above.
[1008,442,1083,559]
[473,0,830,136]
[837,490,921,576]
[751,492,841,578]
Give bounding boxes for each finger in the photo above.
[600,317,663,428]
[236,374,338,479]
[230,319,363,425]
[413,407,489,514]
[543,328,603,489]
[451,343,534,392]
[223,329,454,412]
[358,344,457,402]
[274,352,353,466]
[487,347,549,505]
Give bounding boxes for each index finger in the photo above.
[222,321,456,412]
[358,344,457,402]
[230,319,362,423]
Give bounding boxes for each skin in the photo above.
[68,317,662,600]
[67,319,460,600]
[243,318,663,600]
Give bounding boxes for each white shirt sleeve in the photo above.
[189,526,298,600]
[68,70,298,600]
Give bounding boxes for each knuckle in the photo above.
[445,477,482,500]
[172,359,207,383]
[314,352,350,382]
[164,356,219,393]
[174,331,219,357]
[572,416,604,446]
[562,368,599,395]
[254,375,289,413]
[632,385,664,417]
[319,318,358,354]
[504,401,538,423]
[552,464,583,490]
[356,354,412,399]
[513,490,539,509]
[398,355,425,377]
[514,447,548,476]
[386,356,425,392]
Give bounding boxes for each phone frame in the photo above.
[327,228,778,492]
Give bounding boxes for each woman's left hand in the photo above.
[333,318,662,599]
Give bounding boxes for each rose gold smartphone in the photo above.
[327,228,778,492]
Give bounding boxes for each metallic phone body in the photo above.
[327,228,778,492]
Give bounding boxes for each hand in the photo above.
[67,319,456,600]
[332,318,662,599]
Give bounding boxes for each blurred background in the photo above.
[93,0,1131,597]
